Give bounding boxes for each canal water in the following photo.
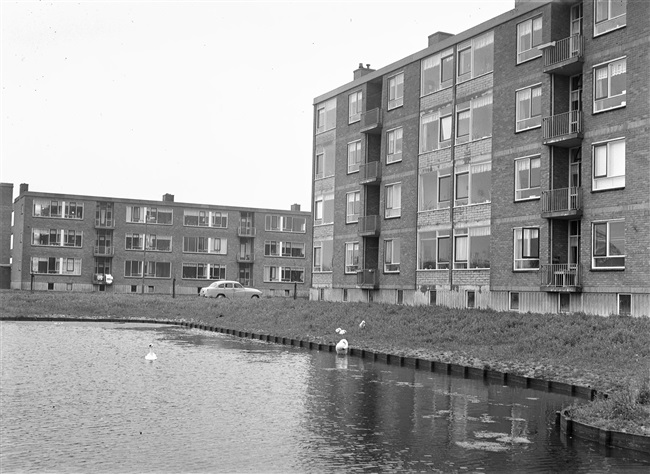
[1,321,649,473]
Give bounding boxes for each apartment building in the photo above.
[311,0,649,316]
[6,183,312,296]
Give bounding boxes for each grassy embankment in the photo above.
[1,290,649,435]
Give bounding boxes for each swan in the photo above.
[359,320,366,329]
[335,338,348,354]
[145,343,157,360]
[335,328,347,335]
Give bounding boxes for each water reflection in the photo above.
[1,321,648,473]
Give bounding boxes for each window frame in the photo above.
[515,84,542,132]
[592,219,625,270]
[348,90,362,124]
[346,191,361,224]
[592,137,625,191]
[421,48,454,96]
[593,57,626,113]
[386,127,403,164]
[513,227,540,271]
[384,182,402,218]
[516,15,543,64]
[594,0,627,37]
[347,140,362,174]
[384,238,400,273]
[514,155,542,201]
[388,72,404,109]
[344,241,360,274]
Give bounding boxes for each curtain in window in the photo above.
[531,87,542,116]
[455,236,468,262]
[518,20,532,51]
[608,140,625,177]
[516,159,531,189]
[473,31,494,76]
[595,66,609,99]
[517,89,532,120]
[610,59,626,96]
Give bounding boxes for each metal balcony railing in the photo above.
[359,161,381,184]
[358,215,380,236]
[541,187,582,214]
[236,254,254,263]
[238,226,256,237]
[543,111,582,141]
[541,263,581,289]
[543,34,583,68]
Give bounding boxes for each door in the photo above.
[569,148,581,209]
[568,220,581,286]
[570,3,583,56]
[569,75,582,133]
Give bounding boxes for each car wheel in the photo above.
[251,295,259,299]
[217,294,225,298]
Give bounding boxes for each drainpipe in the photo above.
[448,46,458,290]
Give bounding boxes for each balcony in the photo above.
[542,35,584,76]
[236,254,254,263]
[357,268,378,289]
[542,111,582,147]
[358,215,380,237]
[94,246,114,256]
[541,264,581,292]
[360,108,382,134]
[359,161,381,185]
[238,226,256,238]
[541,187,583,219]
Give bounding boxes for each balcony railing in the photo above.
[542,111,582,146]
[542,35,583,75]
[541,263,581,291]
[357,268,378,288]
[238,226,256,237]
[95,218,115,228]
[358,215,380,236]
[94,245,114,256]
[359,161,381,184]
[236,254,254,263]
[541,187,582,218]
[360,108,382,134]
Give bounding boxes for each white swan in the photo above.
[359,320,366,329]
[335,338,348,354]
[145,343,157,360]
[335,327,347,335]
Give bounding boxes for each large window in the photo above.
[516,85,542,132]
[183,236,226,254]
[314,193,334,225]
[265,215,306,233]
[388,72,404,109]
[313,240,333,272]
[517,16,543,64]
[384,239,400,273]
[146,207,173,225]
[345,242,360,274]
[385,183,402,218]
[593,138,625,190]
[421,48,454,96]
[315,142,335,179]
[514,227,540,270]
[593,57,626,113]
[64,202,84,219]
[386,127,403,163]
[454,162,492,206]
[457,31,494,83]
[316,98,337,133]
[184,210,227,227]
[418,229,451,270]
[348,140,362,174]
[281,241,305,258]
[455,93,493,143]
[420,105,452,153]
[146,235,172,252]
[144,261,171,278]
[349,91,362,124]
[594,0,626,36]
[453,227,490,269]
[346,191,360,224]
[125,233,144,250]
[33,199,83,219]
[593,220,625,269]
[31,257,81,275]
[182,263,208,279]
[515,156,541,200]
[264,266,304,283]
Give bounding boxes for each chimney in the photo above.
[162,193,174,202]
[291,204,301,212]
[19,183,29,195]
[353,63,376,80]
[428,31,454,47]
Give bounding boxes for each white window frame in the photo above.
[419,105,453,153]
[513,227,540,271]
[345,241,360,274]
[388,72,404,109]
[515,155,542,201]
[346,191,360,224]
[349,90,362,124]
[456,31,494,83]
[384,238,400,273]
[516,84,542,132]
[592,137,625,191]
[517,15,543,64]
[592,219,625,270]
[347,140,362,174]
[421,48,454,96]
[593,57,626,113]
[385,183,402,218]
[386,127,403,164]
[594,0,626,37]
[316,98,336,133]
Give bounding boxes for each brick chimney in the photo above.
[353,63,375,80]
[162,193,174,202]
[291,204,301,212]
[19,183,29,195]
[428,31,454,47]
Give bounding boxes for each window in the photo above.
[456,31,494,82]
[64,201,84,219]
[211,212,228,228]
[314,193,334,225]
[418,229,452,270]
[345,242,360,273]
[466,290,476,309]
[592,220,625,269]
[126,206,143,223]
[125,260,143,277]
[125,233,144,250]
[420,105,452,153]
[347,140,362,173]
[384,239,400,273]
[515,156,541,200]
[183,236,224,254]
[510,292,520,310]
[184,210,207,226]
[439,174,451,209]
[33,199,81,219]
[618,294,631,315]
[514,227,540,270]
[265,215,306,233]
[31,257,81,275]
[146,207,173,225]
[146,235,172,252]
[182,263,208,279]
[265,266,304,283]
[594,0,626,36]
[517,16,543,64]
[281,241,305,258]
[422,48,454,95]
[210,264,226,280]
[349,91,362,123]
[95,202,114,227]
[265,240,280,257]
[144,261,171,278]
[388,72,404,109]
[346,191,360,224]
[593,138,625,190]
[32,229,59,246]
[419,167,456,211]
[387,127,403,164]
[314,142,335,179]
[63,229,82,247]
[454,227,490,269]
[385,183,401,218]
[593,58,626,113]
[455,93,493,144]
[516,85,542,132]
[313,240,333,272]
[455,169,469,206]
[316,98,337,133]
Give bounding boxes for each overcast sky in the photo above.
[1,0,514,211]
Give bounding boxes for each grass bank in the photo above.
[2,290,649,435]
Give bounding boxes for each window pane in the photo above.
[439,175,451,204]
[517,89,531,120]
[457,110,470,137]
[440,115,452,142]
[608,140,625,177]
[458,48,471,76]
[456,173,469,199]
[438,237,451,264]
[593,223,607,256]
[530,157,541,187]
[420,172,437,211]
[609,221,625,255]
[609,59,626,96]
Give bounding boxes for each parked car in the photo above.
[199,280,262,299]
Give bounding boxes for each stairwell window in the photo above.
[385,183,402,218]
[517,16,543,64]
[593,57,626,113]
[593,138,625,191]
[516,85,542,132]
[515,156,541,200]
[384,239,400,273]
[387,127,403,164]
[388,72,404,109]
[514,227,540,270]
[594,0,626,36]
[592,220,625,269]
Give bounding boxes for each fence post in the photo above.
[172,278,176,298]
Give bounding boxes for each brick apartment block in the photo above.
[1,183,312,297]
[311,0,649,316]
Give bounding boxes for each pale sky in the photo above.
[1,0,514,211]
